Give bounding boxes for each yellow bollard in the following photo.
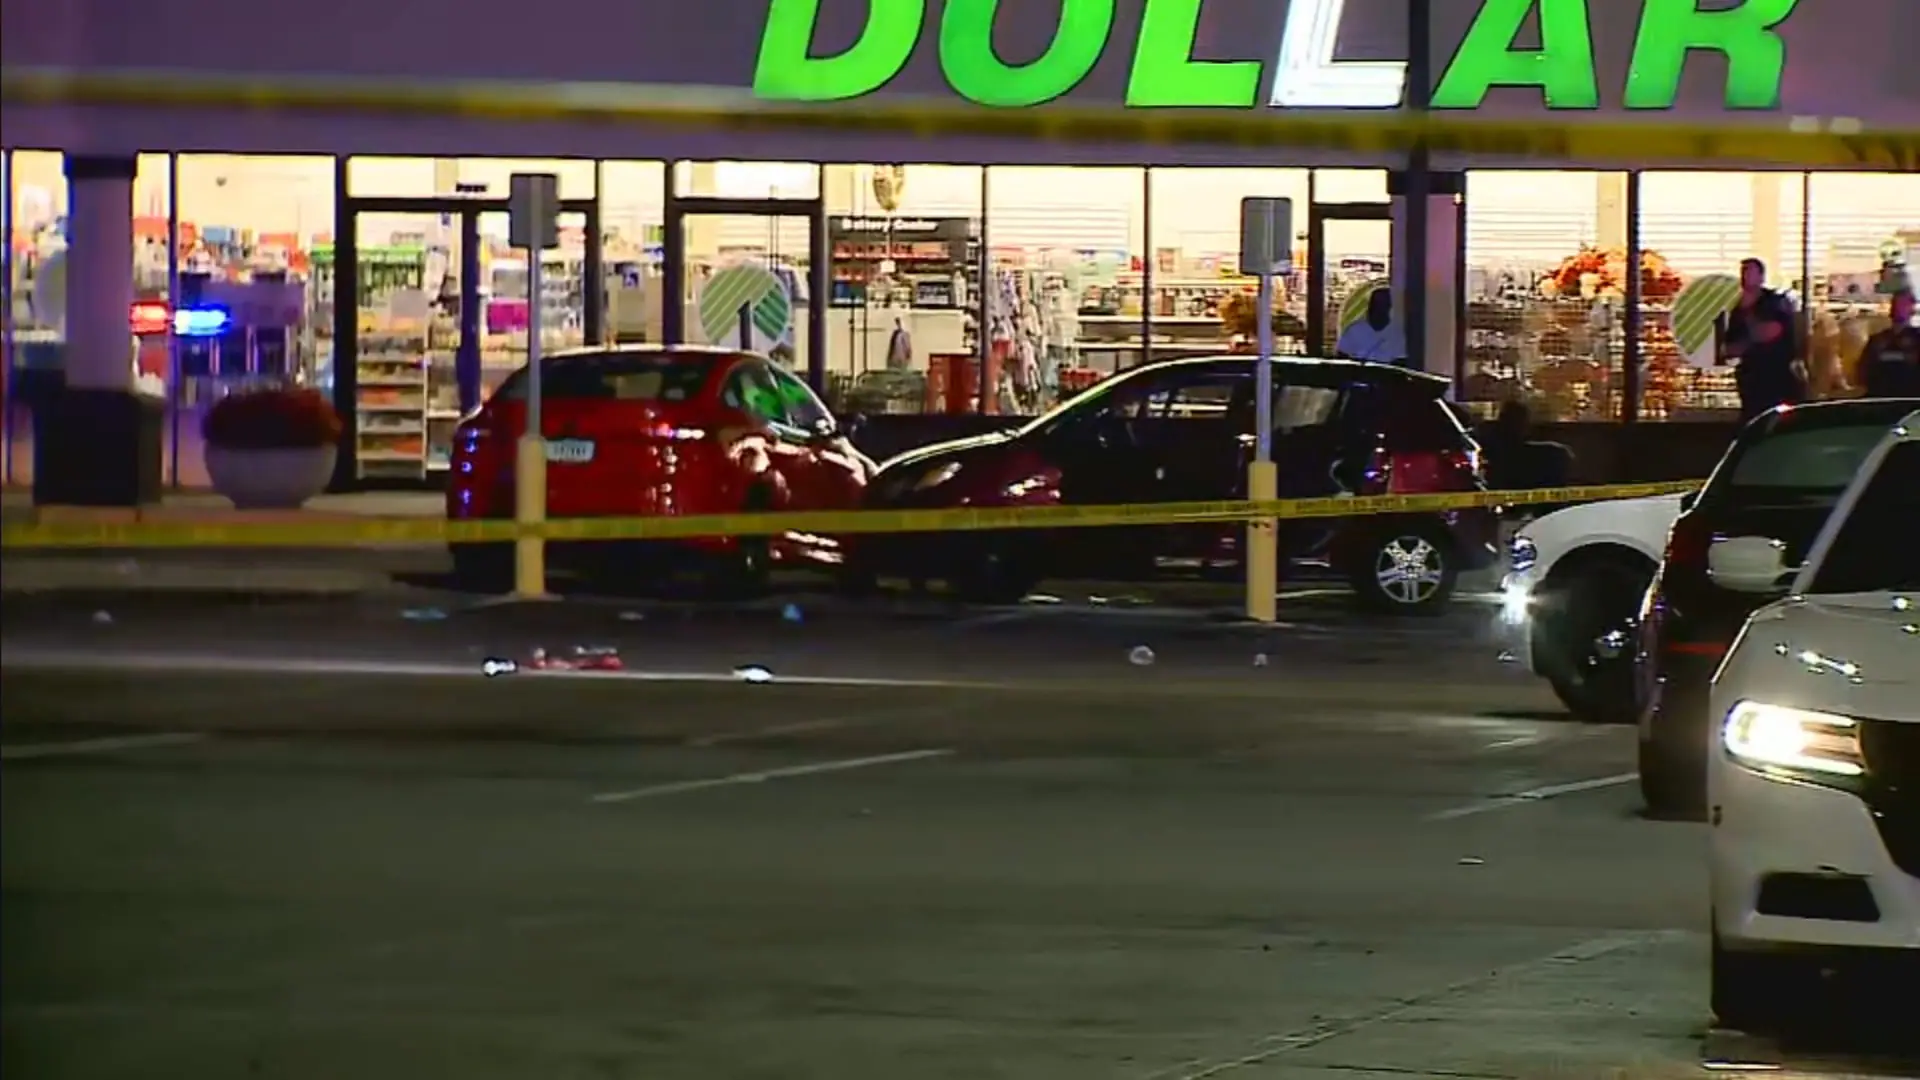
[512,434,551,599]
[1243,459,1279,623]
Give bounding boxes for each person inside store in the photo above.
[1718,257,1807,421]
[1856,283,1919,398]
[1334,287,1407,365]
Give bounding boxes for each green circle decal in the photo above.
[697,262,793,352]
[1669,273,1741,363]
[1339,278,1393,331]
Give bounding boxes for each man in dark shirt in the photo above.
[1719,258,1806,421]
[1859,285,1919,398]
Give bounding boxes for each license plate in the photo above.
[544,439,595,464]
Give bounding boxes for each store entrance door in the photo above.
[663,196,828,394]
[1305,202,1393,358]
[332,196,600,484]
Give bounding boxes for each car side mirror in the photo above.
[1708,535,1795,594]
[1679,490,1699,512]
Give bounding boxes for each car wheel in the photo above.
[951,536,1042,605]
[1539,557,1653,724]
[1638,734,1704,820]
[450,543,512,591]
[1711,928,1815,1034]
[1349,524,1458,615]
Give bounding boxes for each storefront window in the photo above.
[985,166,1145,412]
[1311,169,1393,358]
[598,161,667,347]
[1807,172,1918,398]
[1146,168,1311,362]
[345,156,597,201]
[1463,170,1625,421]
[162,155,336,485]
[1637,172,1805,420]
[664,163,817,382]
[820,164,982,415]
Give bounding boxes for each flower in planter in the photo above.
[203,387,342,451]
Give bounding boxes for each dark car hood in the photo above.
[875,431,1018,474]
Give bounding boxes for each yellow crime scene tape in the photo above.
[3,68,1916,171]
[0,481,1700,550]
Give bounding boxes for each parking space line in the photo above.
[1,732,206,761]
[1425,771,1640,820]
[686,703,962,747]
[590,748,954,804]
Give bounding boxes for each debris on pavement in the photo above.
[481,658,520,677]
[1253,653,1269,667]
[617,610,646,622]
[781,602,804,623]
[525,646,623,672]
[91,610,114,625]
[732,664,775,683]
[1128,645,1156,666]
[1457,856,1485,866]
[1022,593,1062,605]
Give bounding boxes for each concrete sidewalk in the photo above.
[1,490,443,522]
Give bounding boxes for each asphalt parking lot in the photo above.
[4,590,1916,1080]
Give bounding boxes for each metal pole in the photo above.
[1403,0,1434,374]
[165,154,182,487]
[527,254,543,429]
[512,234,550,599]
[1245,270,1279,623]
[1140,167,1154,368]
[2,150,15,484]
[978,167,993,414]
[1255,275,1275,463]
[1623,172,1643,424]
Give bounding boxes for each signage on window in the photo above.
[756,0,1801,111]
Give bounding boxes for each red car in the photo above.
[446,345,871,591]
[850,356,1498,612]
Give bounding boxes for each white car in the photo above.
[1497,494,1685,722]
[1705,409,1918,1033]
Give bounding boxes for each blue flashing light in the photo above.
[173,307,232,337]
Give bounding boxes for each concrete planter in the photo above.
[205,444,336,509]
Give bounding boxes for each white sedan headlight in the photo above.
[1508,534,1538,573]
[1721,701,1864,777]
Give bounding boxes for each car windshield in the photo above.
[1016,364,1168,438]
[1803,439,1919,596]
[1711,405,1916,506]
[492,352,718,402]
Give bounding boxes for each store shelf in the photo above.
[355,329,430,480]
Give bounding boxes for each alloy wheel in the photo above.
[1373,535,1447,606]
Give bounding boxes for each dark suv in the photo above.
[1634,397,1920,817]
[851,356,1497,612]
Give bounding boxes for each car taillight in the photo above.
[1440,446,1483,485]
[647,423,708,441]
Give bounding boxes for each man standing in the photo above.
[1335,287,1407,365]
[1858,284,1919,398]
[1719,258,1806,421]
